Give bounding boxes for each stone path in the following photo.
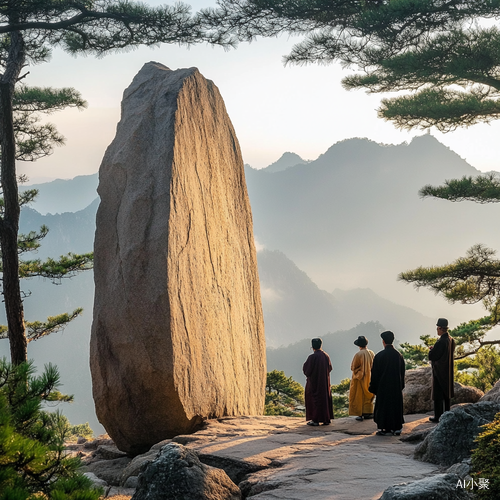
[180,414,440,500]
[89,414,443,499]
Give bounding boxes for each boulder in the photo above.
[107,487,136,497]
[453,384,484,405]
[403,368,432,414]
[446,458,471,479]
[94,444,128,461]
[82,457,132,486]
[120,450,157,486]
[414,401,500,466]
[83,472,108,488]
[197,453,268,485]
[378,473,473,500]
[132,443,241,500]
[123,476,139,489]
[403,368,483,414]
[83,438,114,450]
[480,378,500,403]
[91,62,266,455]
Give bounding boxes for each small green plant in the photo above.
[60,416,94,442]
[331,378,350,418]
[455,346,500,393]
[471,411,500,498]
[0,359,101,500]
[264,370,305,417]
[399,335,437,369]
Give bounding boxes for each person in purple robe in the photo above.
[303,338,334,426]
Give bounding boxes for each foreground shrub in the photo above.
[0,359,101,500]
[471,411,500,498]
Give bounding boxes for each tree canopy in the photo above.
[204,0,500,131]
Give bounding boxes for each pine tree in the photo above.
[399,244,500,358]
[0,1,230,364]
[1,84,93,358]
[264,370,304,416]
[0,359,101,499]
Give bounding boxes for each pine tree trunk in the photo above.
[0,31,27,364]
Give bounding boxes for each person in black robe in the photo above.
[428,318,456,422]
[303,338,334,426]
[369,330,405,436]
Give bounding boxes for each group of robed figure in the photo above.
[302,318,456,435]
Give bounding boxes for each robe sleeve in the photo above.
[400,354,406,390]
[368,356,379,395]
[351,352,364,380]
[429,337,446,362]
[303,355,312,377]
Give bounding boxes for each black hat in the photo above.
[380,331,395,344]
[436,318,448,328]
[311,338,322,350]
[354,336,368,347]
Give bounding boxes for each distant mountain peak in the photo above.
[408,133,450,150]
[263,152,309,173]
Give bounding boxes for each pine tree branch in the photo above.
[13,86,87,113]
[17,225,49,254]
[0,2,235,53]
[25,308,83,342]
[18,252,94,280]
[0,309,84,342]
[455,340,500,359]
[419,174,500,203]
[378,89,500,131]
[399,244,500,304]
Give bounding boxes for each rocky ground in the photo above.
[69,413,457,499]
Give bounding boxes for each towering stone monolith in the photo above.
[90,62,266,455]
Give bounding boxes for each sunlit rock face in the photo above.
[90,62,266,455]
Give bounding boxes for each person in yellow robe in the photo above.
[348,335,375,421]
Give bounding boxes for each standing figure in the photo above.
[428,318,456,423]
[369,330,406,436]
[303,338,334,426]
[348,335,375,421]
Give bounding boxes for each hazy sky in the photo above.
[21,0,500,183]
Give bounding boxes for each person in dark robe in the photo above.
[303,338,334,426]
[428,318,456,422]
[369,330,405,436]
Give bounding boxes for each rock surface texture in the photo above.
[403,368,483,414]
[72,415,446,500]
[480,378,500,403]
[91,62,266,454]
[414,401,500,466]
[132,443,241,500]
[378,473,473,500]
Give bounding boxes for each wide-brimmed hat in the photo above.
[354,336,368,347]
